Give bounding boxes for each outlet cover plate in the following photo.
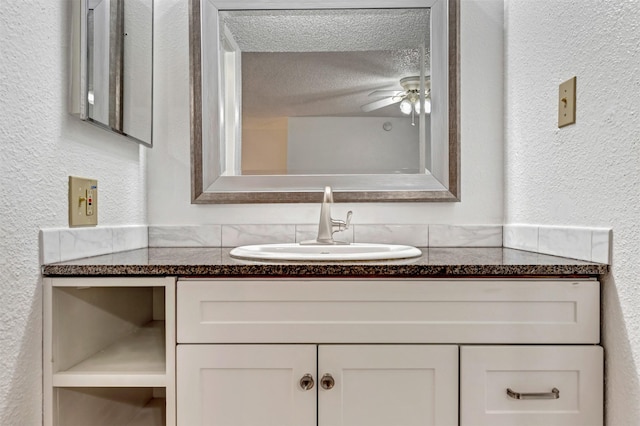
[68,176,98,227]
[558,76,577,128]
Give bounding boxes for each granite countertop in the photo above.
[41,247,608,277]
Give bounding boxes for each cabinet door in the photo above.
[318,345,458,426]
[177,345,316,426]
[460,345,603,426]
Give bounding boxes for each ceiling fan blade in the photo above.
[368,90,403,98]
[360,96,402,112]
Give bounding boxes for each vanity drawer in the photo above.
[177,278,599,344]
[460,345,603,426]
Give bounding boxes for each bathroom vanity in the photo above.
[42,247,606,426]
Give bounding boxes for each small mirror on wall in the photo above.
[70,0,154,147]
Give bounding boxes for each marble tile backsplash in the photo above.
[39,225,148,264]
[40,224,612,265]
[428,225,502,247]
[355,225,429,246]
[113,226,149,253]
[503,225,539,252]
[221,225,296,246]
[153,224,498,248]
[148,225,221,247]
[591,228,612,264]
[40,229,64,265]
[503,224,612,264]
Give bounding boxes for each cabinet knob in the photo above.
[299,374,315,390]
[320,373,335,390]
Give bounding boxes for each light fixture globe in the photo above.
[415,98,431,114]
[399,99,413,115]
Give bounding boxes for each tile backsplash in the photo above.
[428,225,502,247]
[221,224,296,246]
[354,225,427,246]
[40,224,612,265]
[148,224,501,249]
[503,224,612,264]
[39,225,148,264]
[148,225,222,247]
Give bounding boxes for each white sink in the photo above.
[229,243,422,261]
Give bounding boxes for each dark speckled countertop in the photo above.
[41,247,608,277]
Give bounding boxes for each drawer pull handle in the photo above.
[299,374,315,391]
[507,387,560,400]
[321,373,335,390]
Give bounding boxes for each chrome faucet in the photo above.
[302,186,352,245]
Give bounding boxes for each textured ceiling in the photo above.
[242,50,427,118]
[221,8,431,118]
[221,8,430,52]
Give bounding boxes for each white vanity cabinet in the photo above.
[176,278,603,426]
[178,345,318,426]
[177,344,458,426]
[317,345,457,426]
[460,345,603,426]
[43,277,176,426]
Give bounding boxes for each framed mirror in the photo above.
[190,0,459,203]
[70,0,154,147]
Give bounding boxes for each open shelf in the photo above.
[53,321,166,387]
[44,277,176,425]
[127,398,166,426]
[54,388,166,426]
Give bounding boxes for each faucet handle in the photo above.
[332,211,353,234]
[345,211,353,229]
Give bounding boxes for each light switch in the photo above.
[68,176,98,227]
[558,76,576,128]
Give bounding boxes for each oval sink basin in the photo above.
[229,243,422,261]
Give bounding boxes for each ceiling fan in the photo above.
[361,76,431,119]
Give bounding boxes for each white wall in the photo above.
[0,1,147,424]
[503,1,640,424]
[287,116,423,174]
[148,0,504,225]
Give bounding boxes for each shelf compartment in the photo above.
[127,397,166,426]
[53,321,166,387]
[54,387,165,426]
[44,277,176,426]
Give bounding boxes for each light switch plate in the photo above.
[558,76,577,128]
[68,176,98,227]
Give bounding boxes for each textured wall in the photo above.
[0,1,147,423]
[148,0,505,225]
[503,1,640,423]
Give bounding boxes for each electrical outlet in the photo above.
[68,176,98,227]
[558,76,577,128]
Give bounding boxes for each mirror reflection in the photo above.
[71,0,154,147]
[219,8,432,176]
